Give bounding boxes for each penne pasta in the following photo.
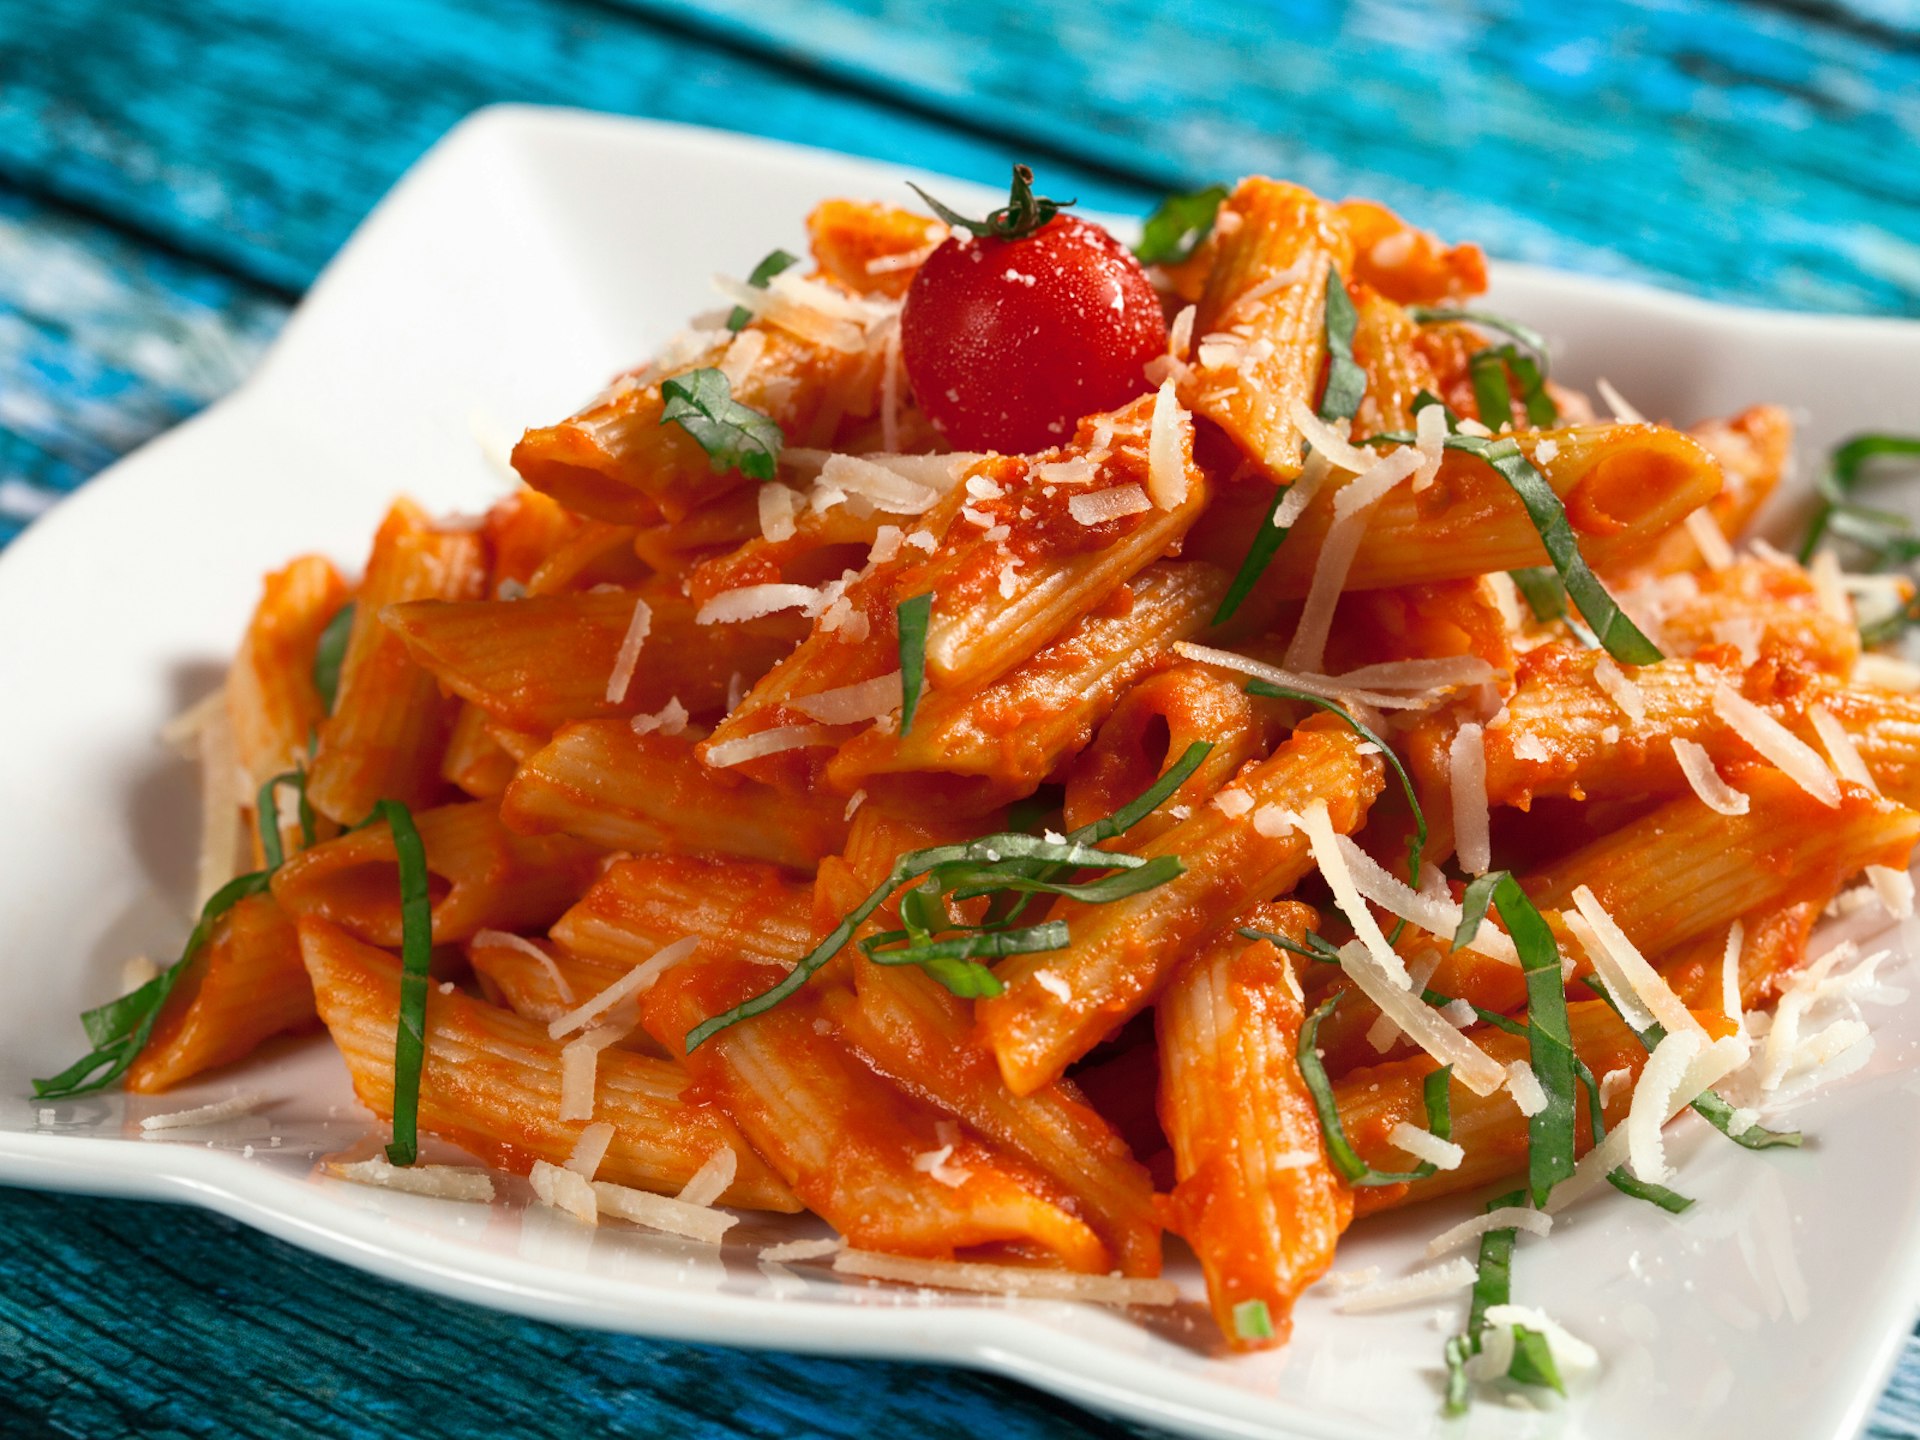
[227,554,351,791]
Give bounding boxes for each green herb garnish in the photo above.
[1507,566,1568,625]
[1442,1188,1567,1414]
[1213,266,1368,626]
[684,743,1211,1049]
[1407,307,1550,361]
[660,368,783,483]
[1298,992,1455,1186]
[1231,1298,1275,1343]
[727,249,799,332]
[1134,184,1229,266]
[375,799,434,1166]
[896,591,933,736]
[256,770,316,871]
[31,870,274,1099]
[909,163,1071,243]
[313,603,355,713]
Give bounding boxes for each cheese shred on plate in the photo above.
[832,1250,1178,1306]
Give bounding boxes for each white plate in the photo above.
[4,106,1920,1440]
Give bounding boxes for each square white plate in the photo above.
[4,106,1920,1440]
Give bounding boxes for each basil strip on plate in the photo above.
[896,591,934,736]
[659,367,784,482]
[1134,184,1229,266]
[375,799,435,1166]
[32,870,275,1099]
[1213,265,1367,626]
[726,248,799,331]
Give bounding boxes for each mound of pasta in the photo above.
[43,170,1920,1404]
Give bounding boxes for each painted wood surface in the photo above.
[2,1,1918,1436]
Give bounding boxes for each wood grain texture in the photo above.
[2,0,1920,1435]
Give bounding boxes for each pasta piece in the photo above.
[226,555,351,791]
[1188,178,1353,481]
[828,562,1227,817]
[126,894,316,1093]
[550,853,818,976]
[1613,406,1793,577]
[306,501,488,825]
[271,801,603,949]
[440,702,518,799]
[297,917,798,1208]
[644,952,1110,1271]
[1158,916,1352,1348]
[807,198,947,299]
[1349,286,1439,441]
[981,720,1384,1095]
[383,587,805,735]
[1334,199,1488,305]
[1642,555,1861,676]
[500,722,850,870]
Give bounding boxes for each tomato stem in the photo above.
[910,163,1074,242]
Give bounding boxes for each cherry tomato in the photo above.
[901,174,1168,454]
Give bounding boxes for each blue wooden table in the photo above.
[3,2,1918,1435]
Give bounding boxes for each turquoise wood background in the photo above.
[2,1,1918,1434]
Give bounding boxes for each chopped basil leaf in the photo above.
[313,603,355,713]
[1231,1298,1275,1343]
[1407,306,1550,362]
[1444,430,1662,664]
[1134,184,1230,266]
[1243,925,1345,966]
[1480,873,1579,1208]
[1469,348,1515,432]
[1452,871,1502,952]
[1507,1326,1566,1395]
[1442,1333,1474,1416]
[256,770,316,871]
[660,368,783,483]
[909,163,1072,242]
[727,248,799,332]
[1507,566,1568,625]
[1798,433,1920,564]
[684,747,1210,1049]
[861,919,1067,969]
[1581,975,1802,1150]
[375,799,434,1166]
[32,870,275,1099]
[1298,992,1454,1186]
[1213,266,1369,625]
[896,592,933,736]
[1243,681,1426,895]
[1605,1168,1695,1213]
[1071,739,1211,845]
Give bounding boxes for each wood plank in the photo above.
[0,1186,1140,1440]
[0,0,1153,295]
[606,0,1920,315]
[0,183,282,544]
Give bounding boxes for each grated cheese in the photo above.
[1426,1207,1551,1258]
[843,789,867,821]
[1172,642,1467,712]
[761,1236,845,1264]
[1713,684,1843,807]
[559,1021,628,1121]
[1299,800,1404,983]
[1566,886,1703,1039]
[758,483,802,543]
[821,453,941,514]
[594,1179,738,1243]
[790,673,903,725]
[1684,507,1735,570]
[1505,1060,1548,1117]
[1592,657,1647,727]
[630,697,690,738]
[1412,403,1449,491]
[328,1157,495,1203]
[911,1144,972,1188]
[832,1250,1178,1306]
[1211,787,1254,818]
[1625,1029,1703,1182]
[1809,704,1877,793]
[1290,398,1374,474]
[548,936,700,1039]
[530,1157,600,1224]
[1334,1257,1478,1313]
[675,1145,739,1208]
[1599,1068,1633,1110]
[1388,1121,1465,1171]
[1146,379,1189,510]
[139,1094,265,1132]
[704,723,836,768]
[565,1122,616,1179]
[1272,450,1331,528]
[474,928,577,1007]
[1671,738,1751,816]
[1068,485,1152,526]
[1449,723,1491,876]
[1168,304,1196,361]
[695,583,821,626]
[1337,941,1508,1096]
[1479,1305,1600,1376]
[1721,920,1746,1031]
[1867,864,1915,919]
[1252,804,1295,838]
[1596,377,1647,424]
[1809,548,1853,625]
[1033,969,1072,1004]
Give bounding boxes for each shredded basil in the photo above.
[909,164,1072,242]
[1796,434,1920,645]
[313,603,355,713]
[726,249,799,332]
[1442,1186,1570,1412]
[896,591,933,736]
[1298,993,1455,1186]
[1508,1327,1567,1395]
[1451,871,1502,952]
[1134,184,1229,266]
[375,799,434,1166]
[1407,306,1550,362]
[1605,1168,1695,1213]
[1231,1298,1275,1343]
[1507,566,1569,625]
[1581,975,1801,1151]
[256,770,316,871]
[31,870,275,1099]
[1213,266,1368,625]
[684,744,1211,1050]
[659,368,783,483]
[1244,926,1345,966]
[1467,345,1558,432]
[1242,681,1426,896]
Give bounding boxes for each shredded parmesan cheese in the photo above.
[1671,738,1751,816]
[1272,450,1331,528]
[704,724,835,768]
[1334,1258,1478,1313]
[1505,1060,1548,1117]
[1146,379,1189,509]
[630,697,690,738]
[1211,787,1254,818]
[760,1236,845,1264]
[1868,864,1915,919]
[548,936,700,1039]
[593,1180,738,1243]
[603,597,654,705]
[328,1157,495,1202]
[1566,886,1703,1039]
[1449,723,1491,876]
[1592,657,1647,726]
[675,1146,739,1207]
[1684,507,1735,570]
[474,928,577,1007]
[1412,402,1448,491]
[1299,800,1405,984]
[758,484,801,543]
[530,1157,600,1224]
[1337,941,1507,1096]
[1712,684,1842,807]
[821,453,941,514]
[1290,398,1374,474]
[565,1122,616,1179]
[832,1250,1178,1306]
[1626,1029,1703,1182]
[1426,1208,1551,1258]
[1722,920,1746,1031]
[139,1094,265,1131]
[1068,485,1152,526]
[1388,1121,1465,1171]
[790,673,903,725]
[1809,704,1877,792]
[1596,377,1647,424]
[696,583,821,626]
[559,1021,628,1121]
